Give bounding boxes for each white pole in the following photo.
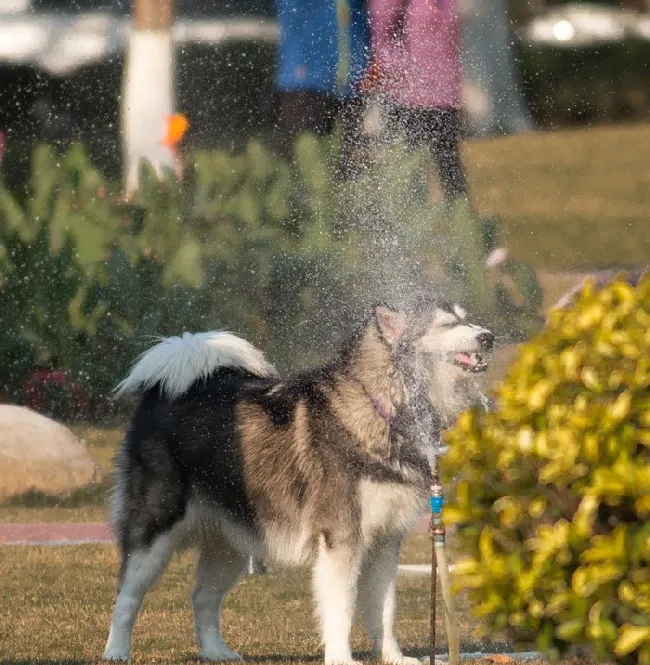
[123,0,176,194]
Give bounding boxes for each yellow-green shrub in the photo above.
[444,275,650,665]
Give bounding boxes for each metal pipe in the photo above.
[436,540,459,665]
[430,459,459,665]
[430,518,437,664]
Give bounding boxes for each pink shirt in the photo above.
[368,0,462,109]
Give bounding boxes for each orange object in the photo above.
[479,655,516,664]
[161,113,189,147]
[358,60,383,93]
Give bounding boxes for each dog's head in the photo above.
[410,300,494,374]
[374,299,494,424]
[376,298,495,374]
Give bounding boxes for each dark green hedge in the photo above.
[0,138,542,418]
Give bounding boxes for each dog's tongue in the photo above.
[456,352,477,368]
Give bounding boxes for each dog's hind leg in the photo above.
[313,534,362,665]
[192,542,247,662]
[103,533,175,661]
[357,539,419,665]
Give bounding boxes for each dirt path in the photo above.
[0,515,431,546]
[0,522,112,545]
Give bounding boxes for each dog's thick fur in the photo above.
[103,300,494,664]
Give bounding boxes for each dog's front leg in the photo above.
[313,534,362,665]
[357,539,420,665]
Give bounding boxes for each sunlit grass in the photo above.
[0,544,518,665]
[464,123,650,271]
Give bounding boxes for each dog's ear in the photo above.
[376,306,407,344]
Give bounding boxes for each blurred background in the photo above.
[0,0,649,418]
[2,0,650,176]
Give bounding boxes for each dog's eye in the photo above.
[437,321,458,329]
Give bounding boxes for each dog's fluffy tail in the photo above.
[115,331,279,399]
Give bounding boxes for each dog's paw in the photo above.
[324,643,362,665]
[200,648,243,662]
[383,653,422,665]
[324,653,361,665]
[102,649,130,662]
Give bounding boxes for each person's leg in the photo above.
[276,90,338,159]
[338,94,365,179]
[425,108,469,203]
[383,100,413,146]
[396,105,468,203]
[387,103,432,202]
[419,108,494,310]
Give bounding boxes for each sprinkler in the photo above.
[428,388,492,665]
[429,455,459,665]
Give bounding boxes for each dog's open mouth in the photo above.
[453,352,488,373]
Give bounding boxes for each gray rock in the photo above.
[0,405,102,500]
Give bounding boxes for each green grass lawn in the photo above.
[0,543,537,665]
[465,123,650,271]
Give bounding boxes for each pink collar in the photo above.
[367,392,395,426]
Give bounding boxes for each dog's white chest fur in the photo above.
[358,478,427,542]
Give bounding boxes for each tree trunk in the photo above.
[123,0,175,194]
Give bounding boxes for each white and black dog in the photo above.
[103,299,494,663]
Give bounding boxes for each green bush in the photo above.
[444,275,650,665]
[0,139,369,409]
[517,39,650,126]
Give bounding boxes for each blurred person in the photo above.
[275,0,370,159]
[364,0,468,203]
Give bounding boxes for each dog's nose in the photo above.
[477,331,495,351]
